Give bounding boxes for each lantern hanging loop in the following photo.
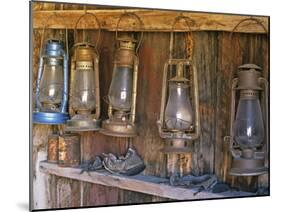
[229,17,268,71]
[228,18,268,146]
[74,10,101,49]
[40,12,69,58]
[33,11,70,124]
[230,17,268,39]
[224,18,269,176]
[115,12,144,53]
[170,14,195,60]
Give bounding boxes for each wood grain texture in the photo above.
[40,161,255,200]
[31,5,58,208]
[33,9,268,33]
[192,32,218,175]
[215,32,269,191]
[31,4,82,209]
[32,1,269,208]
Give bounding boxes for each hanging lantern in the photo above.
[224,18,269,177]
[65,12,101,131]
[33,13,69,124]
[100,12,143,137]
[157,15,200,154]
[227,64,268,176]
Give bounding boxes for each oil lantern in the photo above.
[157,16,200,155]
[100,12,143,137]
[227,64,268,176]
[33,13,69,124]
[65,12,101,131]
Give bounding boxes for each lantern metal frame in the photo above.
[226,64,268,176]
[33,12,69,125]
[100,12,143,138]
[157,15,200,153]
[65,12,101,131]
[225,18,269,176]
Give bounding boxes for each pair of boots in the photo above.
[80,148,145,176]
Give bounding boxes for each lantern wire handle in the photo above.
[39,12,69,57]
[229,17,268,72]
[226,17,269,171]
[115,12,144,54]
[170,14,195,60]
[230,17,268,39]
[74,9,101,48]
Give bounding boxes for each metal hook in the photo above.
[228,17,268,76]
[39,12,69,57]
[115,12,144,53]
[74,11,101,48]
[169,14,195,60]
[230,17,268,41]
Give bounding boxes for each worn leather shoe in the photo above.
[103,148,145,176]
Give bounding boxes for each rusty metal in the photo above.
[115,35,137,68]
[65,11,101,132]
[115,12,144,53]
[58,134,81,167]
[230,157,267,176]
[158,15,200,154]
[227,64,268,176]
[47,134,59,163]
[236,64,262,90]
[157,59,200,153]
[73,11,101,47]
[66,43,101,132]
[101,13,143,138]
[101,118,137,138]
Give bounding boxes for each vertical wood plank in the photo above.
[32,2,269,207]
[216,32,269,191]
[32,3,56,209]
[192,32,218,175]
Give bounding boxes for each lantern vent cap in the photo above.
[116,35,137,43]
[238,64,262,71]
[45,39,64,57]
[117,35,137,50]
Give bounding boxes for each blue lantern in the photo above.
[33,13,69,124]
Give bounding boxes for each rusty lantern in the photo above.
[157,16,200,154]
[65,12,101,131]
[100,12,143,138]
[227,64,268,176]
[33,13,69,124]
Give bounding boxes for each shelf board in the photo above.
[33,9,268,33]
[40,161,255,200]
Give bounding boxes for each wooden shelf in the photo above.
[40,161,255,200]
[32,9,268,33]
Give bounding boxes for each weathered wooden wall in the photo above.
[31,2,269,210]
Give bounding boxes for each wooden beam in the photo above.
[40,161,255,200]
[32,9,268,33]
